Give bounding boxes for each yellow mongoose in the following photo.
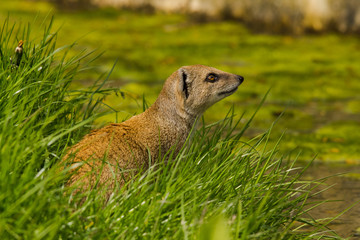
[64,65,244,190]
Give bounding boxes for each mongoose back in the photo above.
[64,65,244,190]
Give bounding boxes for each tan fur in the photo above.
[63,65,244,190]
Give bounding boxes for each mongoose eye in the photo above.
[206,73,218,82]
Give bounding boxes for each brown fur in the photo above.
[63,65,244,190]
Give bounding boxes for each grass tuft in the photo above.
[0,17,116,238]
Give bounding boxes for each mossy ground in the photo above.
[2,16,343,239]
[1,0,360,162]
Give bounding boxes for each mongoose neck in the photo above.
[151,95,198,132]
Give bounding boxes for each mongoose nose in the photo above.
[237,75,244,84]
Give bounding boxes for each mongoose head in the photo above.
[163,65,244,118]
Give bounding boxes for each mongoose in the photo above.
[64,65,244,190]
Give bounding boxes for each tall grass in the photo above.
[0,17,114,238]
[0,19,342,239]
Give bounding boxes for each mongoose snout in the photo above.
[218,75,244,96]
[64,65,244,191]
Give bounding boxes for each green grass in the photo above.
[1,0,359,162]
[0,17,114,238]
[0,18,346,239]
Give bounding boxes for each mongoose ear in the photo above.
[179,68,189,99]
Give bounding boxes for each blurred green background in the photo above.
[1,0,360,163]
